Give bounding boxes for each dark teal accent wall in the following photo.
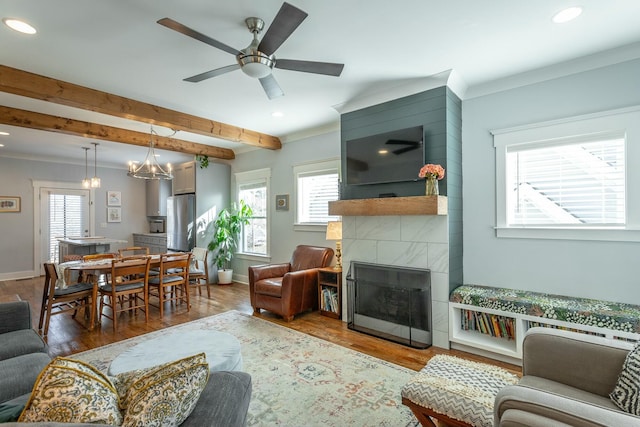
[340,87,449,199]
[445,87,463,292]
[340,85,463,293]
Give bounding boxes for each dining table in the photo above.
[60,254,162,330]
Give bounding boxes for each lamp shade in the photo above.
[326,221,342,240]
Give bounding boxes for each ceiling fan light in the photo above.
[238,53,274,78]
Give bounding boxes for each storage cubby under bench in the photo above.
[449,284,640,364]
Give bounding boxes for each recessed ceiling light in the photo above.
[271,111,284,118]
[552,6,583,24]
[3,18,37,34]
[378,149,389,155]
[0,131,9,136]
[0,144,4,147]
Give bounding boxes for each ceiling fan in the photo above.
[158,2,345,99]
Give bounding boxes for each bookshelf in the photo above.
[449,302,640,364]
[318,267,342,319]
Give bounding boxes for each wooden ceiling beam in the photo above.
[0,105,235,160]
[0,65,281,150]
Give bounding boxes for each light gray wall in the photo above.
[462,58,640,304]
[0,156,147,278]
[230,131,341,281]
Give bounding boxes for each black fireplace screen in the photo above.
[347,261,431,349]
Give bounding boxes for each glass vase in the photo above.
[425,176,439,196]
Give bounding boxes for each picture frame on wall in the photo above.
[276,194,289,211]
[107,191,122,206]
[107,207,122,223]
[0,196,20,213]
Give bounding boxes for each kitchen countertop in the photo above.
[58,237,128,246]
[133,233,167,237]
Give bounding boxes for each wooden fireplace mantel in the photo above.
[328,195,447,216]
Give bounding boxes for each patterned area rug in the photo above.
[72,310,420,426]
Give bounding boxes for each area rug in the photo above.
[72,310,420,426]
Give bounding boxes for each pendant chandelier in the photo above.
[81,147,91,189]
[90,142,101,188]
[127,126,173,180]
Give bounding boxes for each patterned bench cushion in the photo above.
[402,355,518,427]
[450,284,640,334]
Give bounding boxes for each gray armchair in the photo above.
[494,327,640,427]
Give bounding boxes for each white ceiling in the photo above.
[2,0,640,168]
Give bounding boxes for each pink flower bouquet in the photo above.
[418,164,445,180]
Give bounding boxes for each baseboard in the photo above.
[0,270,37,281]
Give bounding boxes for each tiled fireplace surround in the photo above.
[341,214,450,349]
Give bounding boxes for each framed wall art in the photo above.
[275,194,289,211]
[107,207,122,223]
[107,190,122,206]
[0,196,21,213]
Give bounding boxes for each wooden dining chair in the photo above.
[39,263,94,337]
[82,253,116,283]
[189,247,210,298]
[118,246,150,257]
[98,256,151,331]
[148,252,191,317]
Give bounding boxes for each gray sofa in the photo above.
[0,301,51,405]
[0,301,252,426]
[494,327,640,427]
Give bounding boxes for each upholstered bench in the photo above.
[450,284,640,334]
[401,355,519,427]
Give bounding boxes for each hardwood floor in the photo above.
[0,275,521,375]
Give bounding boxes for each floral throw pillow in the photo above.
[610,342,640,415]
[117,352,210,427]
[18,357,122,425]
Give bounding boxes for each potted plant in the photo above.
[208,200,253,284]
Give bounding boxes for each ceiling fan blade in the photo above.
[275,59,344,76]
[392,146,420,155]
[258,2,308,56]
[157,17,241,56]
[385,139,419,145]
[259,74,284,99]
[184,64,240,82]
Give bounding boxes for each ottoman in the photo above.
[108,330,243,376]
[401,355,519,427]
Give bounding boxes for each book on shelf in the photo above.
[321,287,338,313]
[460,309,516,340]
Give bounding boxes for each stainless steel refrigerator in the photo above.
[167,194,196,252]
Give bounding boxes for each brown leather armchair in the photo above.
[249,245,334,321]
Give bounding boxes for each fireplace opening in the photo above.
[346,261,431,349]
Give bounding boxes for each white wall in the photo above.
[230,131,341,282]
[462,58,640,304]
[0,156,147,278]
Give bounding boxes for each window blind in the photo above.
[297,171,339,224]
[506,137,625,226]
[49,193,88,261]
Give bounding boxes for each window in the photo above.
[294,159,340,226]
[494,106,640,242]
[506,135,625,226]
[236,169,270,256]
[47,189,90,262]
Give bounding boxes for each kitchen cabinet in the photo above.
[146,179,172,216]
[133,233,167,254]
[173,161,196,194]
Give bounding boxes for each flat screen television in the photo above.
[345,125,424,186]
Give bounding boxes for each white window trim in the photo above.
[492,105,640,242]
[235,168,271,259]
[293,158,340,231]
